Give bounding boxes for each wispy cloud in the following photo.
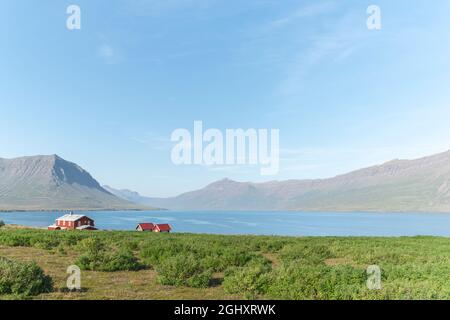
[276,13,371,100]
[235,2,371,111]
[267,2,337,31]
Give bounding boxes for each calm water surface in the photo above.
[1,211,450,237]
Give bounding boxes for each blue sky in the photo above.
[1,0,450,197]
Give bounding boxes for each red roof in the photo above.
[137,223,155,231]
[155,224,171,232]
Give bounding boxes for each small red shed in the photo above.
[136,223,155,232]
[154,224,172,233]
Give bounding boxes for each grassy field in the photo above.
[0,226,450,300]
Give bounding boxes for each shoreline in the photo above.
[2,224,449,239]
[3,224,45,230]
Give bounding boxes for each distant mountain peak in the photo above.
[0,154,151,211]
[216,178,235,183]
[208,178,236,185]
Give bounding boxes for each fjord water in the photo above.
[1,211,450,236]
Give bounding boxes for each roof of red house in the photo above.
[137,223,155,231]
[56,214,93,222]
[155,224,171,232]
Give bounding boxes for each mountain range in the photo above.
[0,155,152,211]
[2,150,450,212]
[107,150,450,212]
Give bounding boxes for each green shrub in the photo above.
[223,263,272,299]
[31,237,60,250]
[102,249,142,272]
[140,237,260,272]
[279,243,334,265]
[0,257,53,297]
[257,239,290,253]
[202,249,255,272]
[76,238,142,271]
[156,254,212,288]
[267,263,366,300]
[140,239,185,267]
[0,234,32,247]
[78,237,106,253]
[75,238,107,270]
[0,220,5,228]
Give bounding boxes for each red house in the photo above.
[136,223,172,233]
[48,213,97,231]
[153,224,171,233]
[136,223,155,232]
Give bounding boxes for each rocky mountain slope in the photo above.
[0,155,151,211]
[142,150,450,212]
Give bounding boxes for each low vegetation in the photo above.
[0,257,53,298]
[0,228,450,299]
[156,253,212,288]
[75,238,143,272]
